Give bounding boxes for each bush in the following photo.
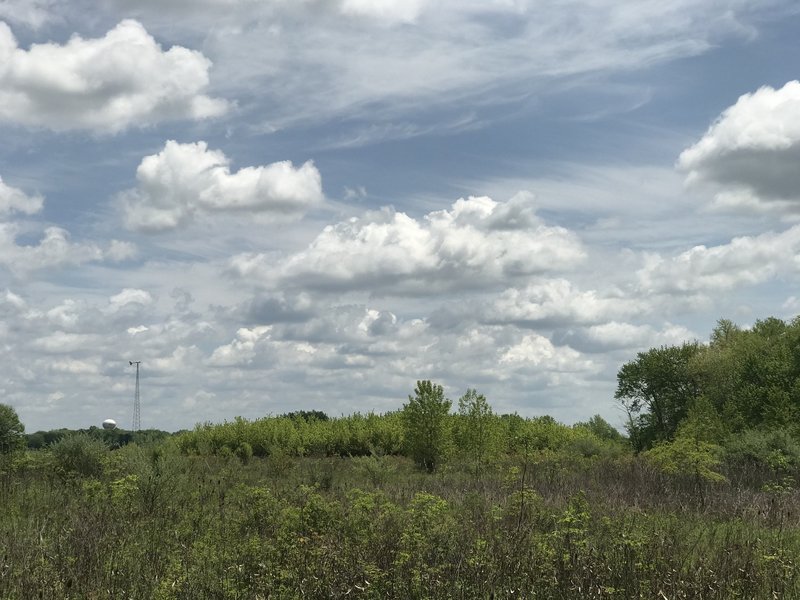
[726,428,800,472]
[235,441,253,465]
[50,433,108,478]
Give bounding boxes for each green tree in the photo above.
[402,381,452,472]
[574,414,625,443]
[615,343,701,450]
[455,389,498,478]
[0,403,25,456]
[691,316,800,432]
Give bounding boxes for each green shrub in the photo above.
[50,433,108,478]
[235,441,253,464]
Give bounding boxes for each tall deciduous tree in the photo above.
[402,381,451,472]
[615,343,701,451]
[456,389,498,478]
[0,404,25,456]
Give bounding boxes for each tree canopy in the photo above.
[402,380,452,472]
[615,343,700,450]
[617,316,800,450]
[0,404,25,456]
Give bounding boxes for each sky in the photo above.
[2,0,800,433]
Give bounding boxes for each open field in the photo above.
[2,414,800,600]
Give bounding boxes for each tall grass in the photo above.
[2,434,800,599]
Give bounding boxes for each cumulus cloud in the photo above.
[482,279,647,327]
[106,288,154,313]
[0,224,134,275]
[230,194,585,294]
[678,80,800,211]
[637,225,800,294]
[555,321,699,353]
[0,19,227,132]
[500,333,596,375]
[208,326,271,367]
[0,176,43,215]
[149,345,202,374]
[121,140,323,231]
[0,0,55,29]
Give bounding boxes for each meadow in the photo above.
[2,405,800,599]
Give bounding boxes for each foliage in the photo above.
[0,403,25,456]
[402,380,452,472]
[4,433,800,599]
[574,414,626,443]
[615,342,701,450]
[646,435,727,483]
[454,388,499,477]
[692,316,800,433]
[27,426,172,449]
[50,432,109,478]
[282,409,330,422]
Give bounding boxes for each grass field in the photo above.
[2,427,800,599]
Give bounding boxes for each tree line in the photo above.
[617,317,800,449]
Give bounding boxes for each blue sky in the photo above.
[2,0,800,432]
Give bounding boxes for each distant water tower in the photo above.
[102,418,117,430]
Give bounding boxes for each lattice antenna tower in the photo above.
[129,360,141,432]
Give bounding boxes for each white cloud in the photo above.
[178,0,789,134]
[208,325,271,366]
[231,194,585,294]
[33,331,102,353]
[483,279,646,327]
[0,289,27,311]
[500,333,596,377]
[0,19,227,132]
[121,140,323,231]
[339,0,427,23]
[559,321,699,353]
[679,80,800,211]
[112,0,429,25]
[0,0,55,29]
[45,299,81,329]
[637,225,800,294]
[0,224,133,275]
[149,345,201,373]
[107,288,154,313]
[0,176,43,215]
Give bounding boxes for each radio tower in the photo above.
[130,361,141,432]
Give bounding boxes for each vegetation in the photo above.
[3,315,800,598]
[402,380,452,472]
[0,403,25,457]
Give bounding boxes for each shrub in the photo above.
[50,433,108,478]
